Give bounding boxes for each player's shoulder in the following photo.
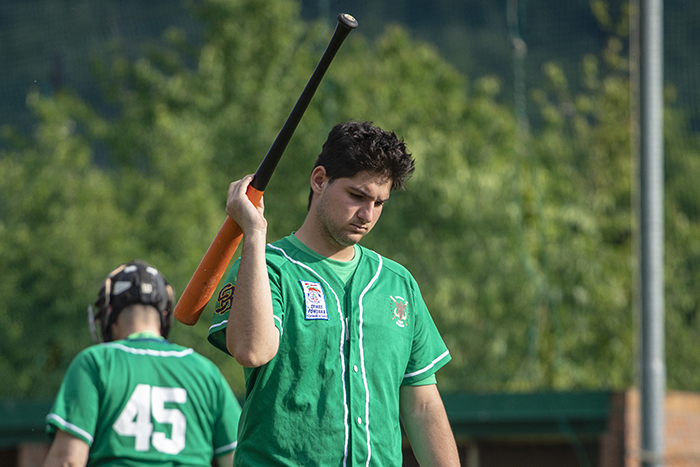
[181,350,230,388]
[359,245,414,279]
[129,338,225,375]
[167,342,225,371]
[265,235,304,267]
[181,346,220,368]
[63,341,123,371]
[266,235,293,253]
[69,343,105,363]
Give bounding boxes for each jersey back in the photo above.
[47,335,240,467]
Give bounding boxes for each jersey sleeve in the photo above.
[402,374,437,386]
[45,349,101,445]
[402,276,451,386]
[267,260,285,337]
[208,259,241,355]
[211,370,242,456]
[208,249,285,354]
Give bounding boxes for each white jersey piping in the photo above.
[214,440,238,454]
[102,343,194,358]
[46,414,94,444]
[358,251,382,467]
[209,320,228,333]
[403,349,451,378]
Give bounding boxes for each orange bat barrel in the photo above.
[174,186,263,325]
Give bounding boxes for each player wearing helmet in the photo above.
[43,260,242,467]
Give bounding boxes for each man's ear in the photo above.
[109,321,120,342]
[309,166,328,195]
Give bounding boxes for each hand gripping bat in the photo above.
[174,14,359,325]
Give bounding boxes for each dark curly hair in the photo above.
[308,121,415,209]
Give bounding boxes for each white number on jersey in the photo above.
[113,384,188,454]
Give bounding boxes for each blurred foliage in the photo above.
[1,0,699,399]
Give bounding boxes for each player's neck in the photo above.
[294,222,355,262]
[111,321,161,341]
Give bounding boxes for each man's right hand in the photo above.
[226,175,267,235]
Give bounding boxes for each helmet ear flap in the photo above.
[88,304,100,343]
[89,264,126,343]
[160,283,175,339]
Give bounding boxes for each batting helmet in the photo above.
[88,260,175,342]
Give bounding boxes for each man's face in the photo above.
[314,170,392,249]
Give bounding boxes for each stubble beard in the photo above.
[316,197,362,249]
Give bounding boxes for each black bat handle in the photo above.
[251,13,359,192]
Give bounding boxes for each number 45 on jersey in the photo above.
[114,384,187,455]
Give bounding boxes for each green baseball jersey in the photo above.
[208,234,451,466]
[46,332,241,467]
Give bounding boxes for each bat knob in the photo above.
[338,13,359,30]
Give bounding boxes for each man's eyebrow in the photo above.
[349,186,390,204]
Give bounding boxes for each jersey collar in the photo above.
[126,331,164,340]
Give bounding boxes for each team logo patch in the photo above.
[301,281,328,320]
[390,296,409,328]
[214,283,234,315]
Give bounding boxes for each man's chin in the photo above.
[337,233,363,247]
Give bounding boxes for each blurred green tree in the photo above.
[0,92,129,396]
[2,0,700,399]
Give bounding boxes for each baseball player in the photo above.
[208,121,460,466]
[43,260,242,467]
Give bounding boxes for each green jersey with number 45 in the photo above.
[46,333,241,467]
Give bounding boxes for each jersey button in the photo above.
[357,417,362,425]
[353,365,358,373]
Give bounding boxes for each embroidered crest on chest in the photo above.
[390,295,409,328]
[301,281,328,320]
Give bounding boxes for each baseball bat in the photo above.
[174,13,359,325]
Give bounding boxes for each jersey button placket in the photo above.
[347,321,368,464]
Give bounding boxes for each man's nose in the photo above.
[357,203,376,223]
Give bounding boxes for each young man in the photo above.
[44,260,242,467]
[208,121,460,466]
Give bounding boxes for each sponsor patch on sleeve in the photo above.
[214,283,234,315]
[300,281,328,320]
